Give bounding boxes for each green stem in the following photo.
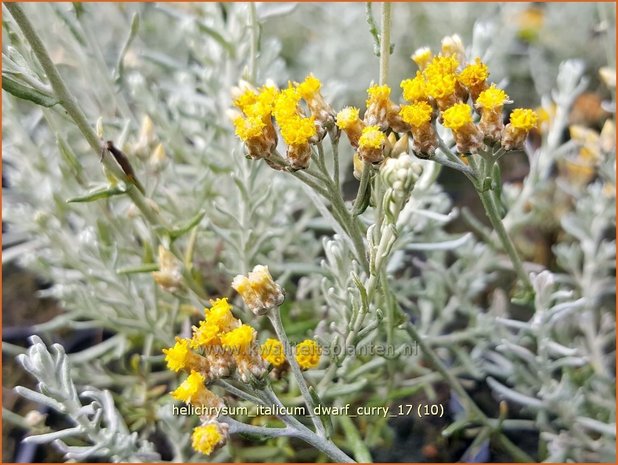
[248,3,258,84]
[7,3,211,301]
[478,189,532,288]
[5,2,161,227]
[352,162,371,214]
[330,138,340,190]
[268,308,327,438]
[379,3,392,85]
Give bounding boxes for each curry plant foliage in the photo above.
[2,2,615,463]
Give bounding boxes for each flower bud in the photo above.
[232,265,284,315]
[380,154,422,220]
[153,245,182,293]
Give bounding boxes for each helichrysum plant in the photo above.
[3,2,615,463]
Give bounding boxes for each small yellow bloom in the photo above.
[163,338,191,372]
[295,339,321,370]
[458,58,489,93]
[411,47,433,70]
[400,101,433,128]
[254,85,279,113]
[358,125,386,150]
[442,103,473,131]
[365,84,391,108]
[233,115,266,142]
[502,109,539,150]
[191,320,220,349]
[509,108,538,131]
[424,55,459,79]
[476,84,510,110]
[476,85,511,141]
[279,116,316,146]
[233,87,258,113]
[400,71,429,102]
[221,324,255,352]
[273,86,301,123]
[297,74,322,100]
[261,338,286,367]
[171,371,206,404]
[442,103,483,153]
[206,298,235,332]
[192,423,227,456]
[336,107,360,130]
[358,125,386,163]
[427,73,456,98]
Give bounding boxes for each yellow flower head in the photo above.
[401,71,429,102]
[458,57,489,89]
[336,107,360,130]
[273,86,301,123]
[476,84,510,110]
[233,88,258,113]
[400,101,434,128]
[295,339,321,370]
[426,73,457,100]
[221,324,255,352]
[358,125,386,150]
[509,108,538,131]
[365,84,391,108]
[233,115,265,142]
[411,47,433,70]
[256,85,279,109]
[442,103,473,131]
[206,298,235,332]
[163,337,191,372]
[191,320,220,349]
[279,116,316,146]
[261,338,286,367]
[424,55,459,80]
[192,423,226,456]
[297,74,322,100]
[171,371,206,404]
[241,85,279,119]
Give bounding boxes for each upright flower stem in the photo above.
[247,3,258,84]
[267,308,327,438]
[478,188,532,289]
[379,2,392,85]
[5,2,161,227]
[5,2,211,301]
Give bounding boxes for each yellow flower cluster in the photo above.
[231,35,538,183]
[163,297,266,383]
[232,82,279,158]
[164,266,323,454]
[295,339,321,370]
[397,39,537,154]
[261,338,286,367]
[400,101,433,128]
[192,422,228,456]
[442,103,473,131]
[231,74,336,170]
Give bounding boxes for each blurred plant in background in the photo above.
[2,2,615,463]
